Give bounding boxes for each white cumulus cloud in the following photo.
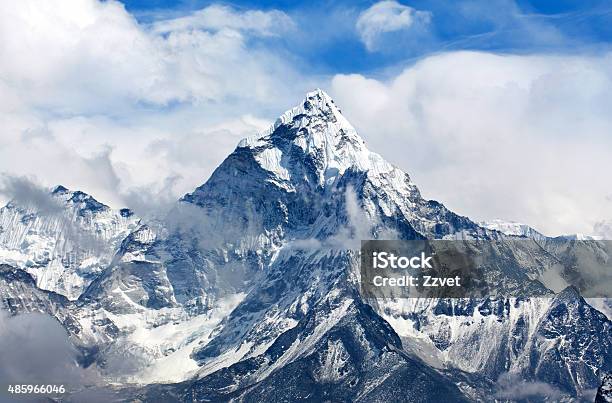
[0,0,313,208]
[151,4,295,36]
[356,1,432,51]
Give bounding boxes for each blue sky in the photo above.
[118,0,612,75]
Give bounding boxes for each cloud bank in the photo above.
[0,311,100,396]
[0,0,312,209]
[494,373,562,400]
[331,51,612,235]
[0,175,63,215]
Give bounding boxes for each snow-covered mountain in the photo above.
[0,186,139,299]
[0,89,609,402]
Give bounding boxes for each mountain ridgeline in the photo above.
[0,90,609,402]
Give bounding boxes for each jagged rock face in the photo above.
[79,224,179,313]
[0,263,69,316]
[379,290,611,397]
[0,90,610,401]
[0,186,139,299]
[0,264,83,337]
[597,373,612,402]
[528,288,611,394]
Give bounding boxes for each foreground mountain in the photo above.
[0,90,609,402]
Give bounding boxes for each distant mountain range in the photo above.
[480,218,602,241]
[0,90,609,402]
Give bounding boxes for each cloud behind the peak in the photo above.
[0,175,63,215]
[331,51,612,236]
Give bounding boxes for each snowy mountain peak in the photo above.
[52,184,69,195]
[239,88,361,147]
[236,89,393,187]
[299,87,344,118]
[47,184,108,214]
[50,185,134,218]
